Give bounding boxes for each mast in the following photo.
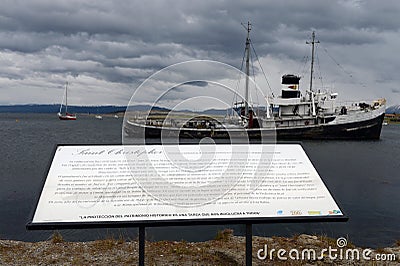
[244,21,251,117]
[306,31,319,116]
[65,82,68,114]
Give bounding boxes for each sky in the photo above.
[0,0,400,107]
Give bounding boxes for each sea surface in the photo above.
[0,113,399,248]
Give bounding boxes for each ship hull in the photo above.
[58,116,76,120]
[275,113,385,140]
[58,112,76,120]
[125,113,385,141]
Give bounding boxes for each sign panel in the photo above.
[28,144,345,228]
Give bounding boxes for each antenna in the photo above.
[241,21,251,32]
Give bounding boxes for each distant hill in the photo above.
[0,104,127,114]
[386,105,400,114]
[0,104,235,115]
[126,105,171,112]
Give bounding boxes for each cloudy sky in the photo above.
[0,0,399,107]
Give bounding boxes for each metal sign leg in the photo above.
[138,226,145,266]
[246,223,252,266]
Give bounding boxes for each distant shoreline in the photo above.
[1,103,399,115]
[0,104,127,114]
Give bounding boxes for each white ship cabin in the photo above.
[270,74,337,118]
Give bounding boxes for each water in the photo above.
[0,113,399,248]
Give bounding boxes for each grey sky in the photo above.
[0,0,399,106]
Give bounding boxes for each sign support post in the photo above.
[138,226,145,266]
[245,223,252,266]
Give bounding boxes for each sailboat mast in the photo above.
[244,21,251,117]
[65,82,68,114]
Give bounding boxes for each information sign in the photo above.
[28,144,346,228]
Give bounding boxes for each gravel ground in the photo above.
[1,230,399,265]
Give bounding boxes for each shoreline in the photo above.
[1,230,399,265]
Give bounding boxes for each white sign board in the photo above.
[29,144,344,226]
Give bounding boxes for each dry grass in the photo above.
[214,228,234,241]
[50,230,64,243]
[1,230,399,265]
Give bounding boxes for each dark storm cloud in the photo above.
[0,0,399,105]
[182,81,209,87]
[3,1,396,54]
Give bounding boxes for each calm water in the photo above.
[0,113,399,248]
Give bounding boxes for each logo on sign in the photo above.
[307,210,321,215]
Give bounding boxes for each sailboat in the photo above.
[124,23,385,140]
[57,82,76,120]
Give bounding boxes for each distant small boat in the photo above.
[57,82,76,120]
[95,115,103,120]
[114,114,119,119]
[383,121,388,126]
